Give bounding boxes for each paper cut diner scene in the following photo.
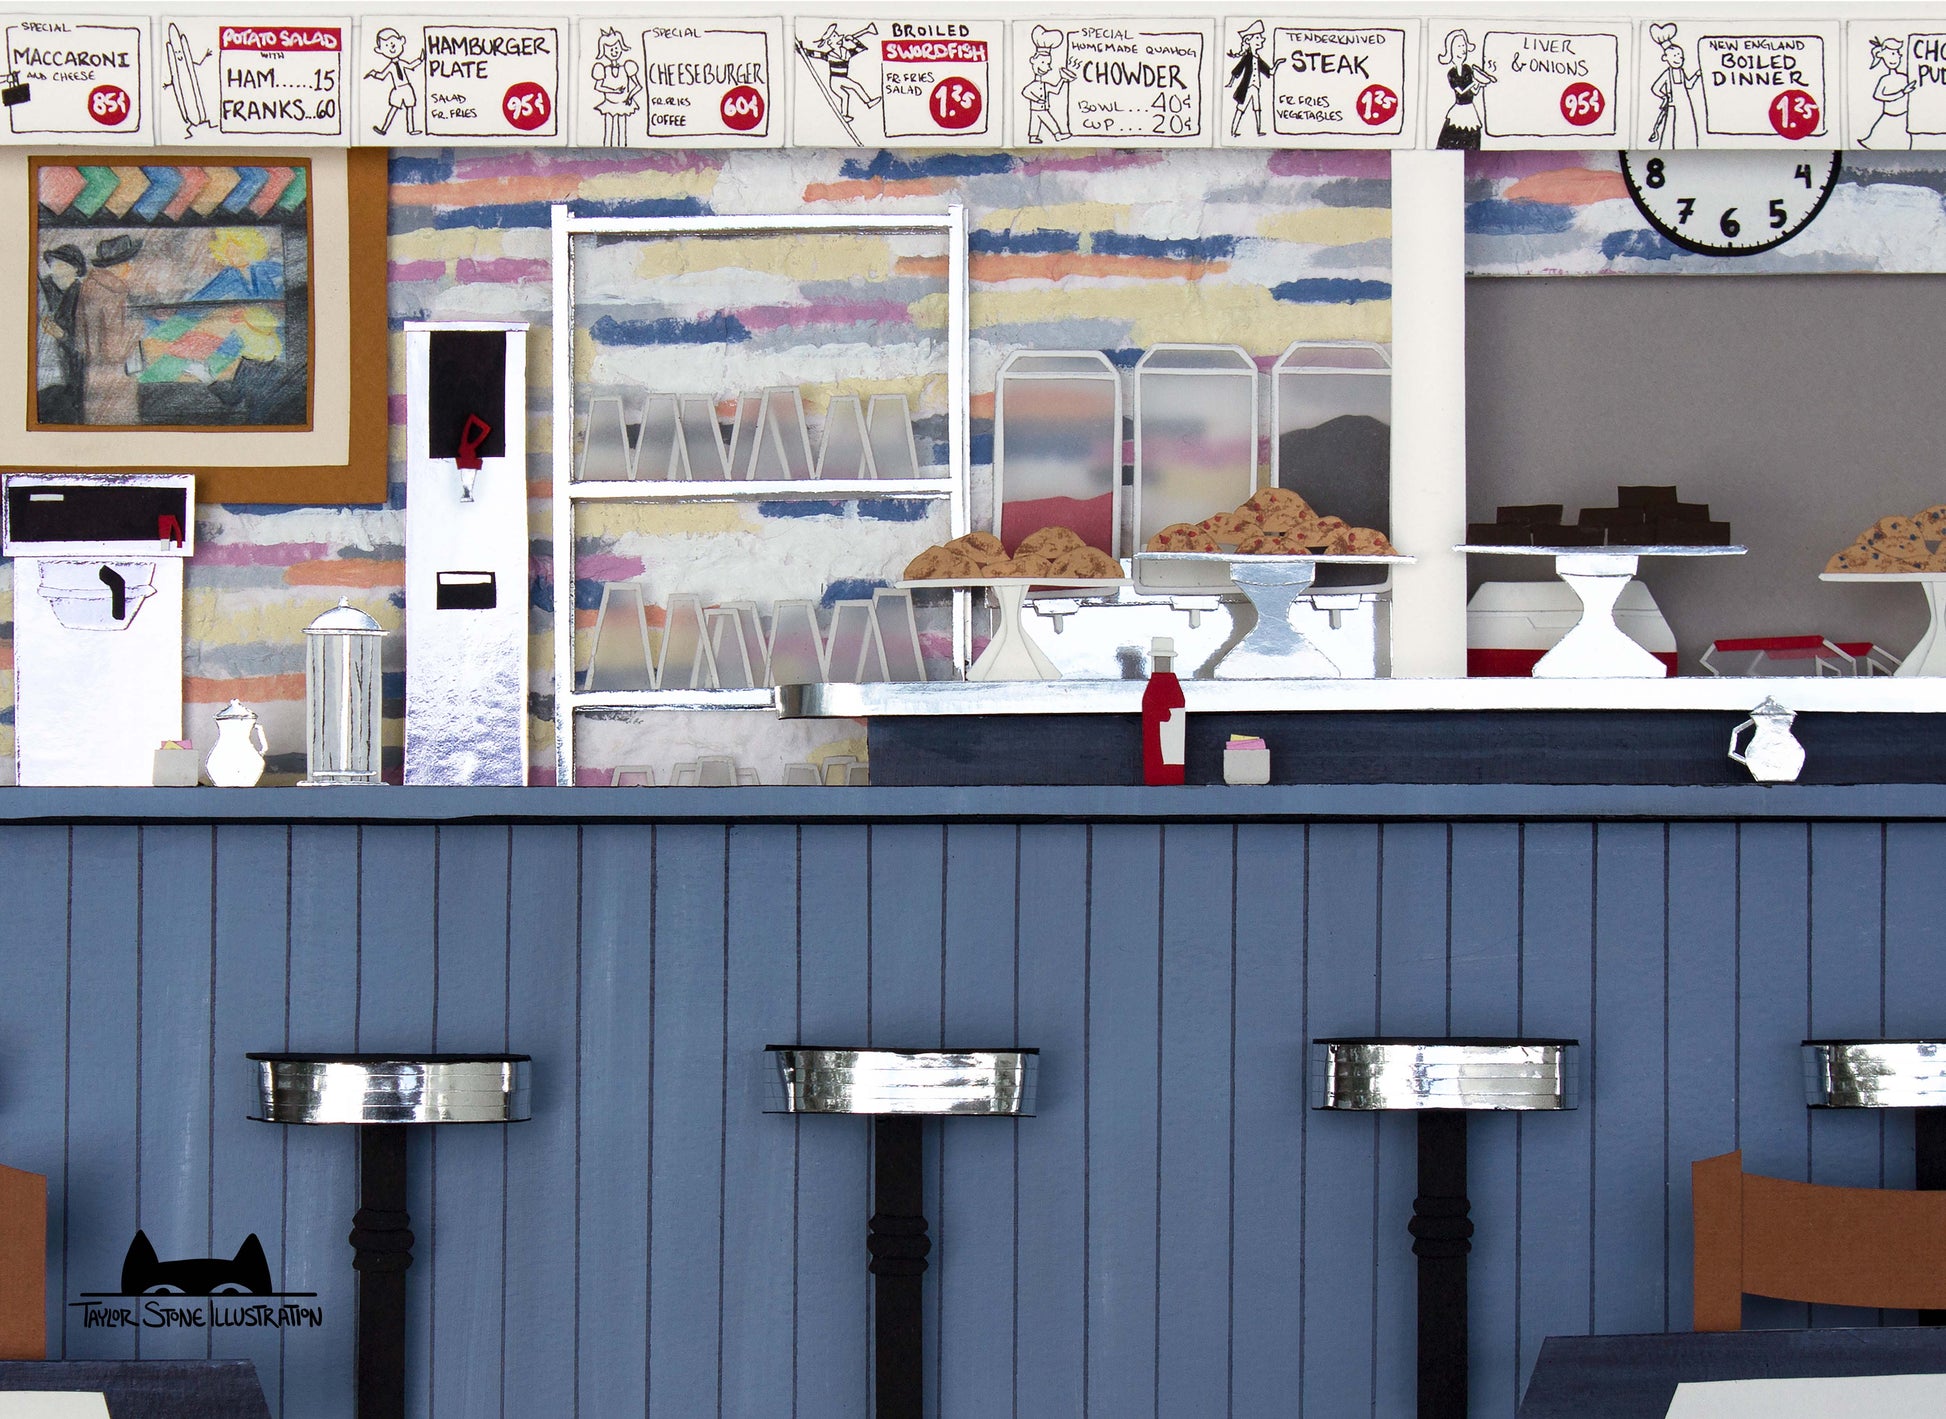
[12,3,1946,1417]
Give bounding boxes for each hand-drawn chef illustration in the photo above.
[1021,25,1077,144]
[589,27,642,145]
[1434,29,1495,149]
[1227,20,1273,137]
[1862,35,1915,150]
[796,21,880,137]
[365,26,423,137]
[1646,22,1701,148]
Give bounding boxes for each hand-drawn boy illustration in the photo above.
[796,22,879,142]
[76,235,144,425]
[1021,26,1076,144]
[1434,30,1495,149]
[1645,23,1701,148]
[365,26,422,138]
[161,22,213,138]
[1862,35,1915,150]
[1228,21,1273,137]
[589,27,642,145]
[34,244,85,424]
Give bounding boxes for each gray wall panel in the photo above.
[4,814,1944,1416]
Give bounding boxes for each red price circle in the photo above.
[1559,81,1605,127]
[1355,84,1398,127]
[87,84,131,125]
[720,84,765,132]
[929,76,983,131]
[1770,87,1819,140]
[502,81,551,132]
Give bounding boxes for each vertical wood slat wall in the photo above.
[0,819,1928,1417]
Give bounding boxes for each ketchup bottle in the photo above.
[1142,636,1187,785]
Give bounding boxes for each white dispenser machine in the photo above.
[404,322,530,785]
[3,473,194,786]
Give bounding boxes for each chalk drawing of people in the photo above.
[1434,31,1495,150]
[1021,27,1076,144]
[35,244,86,425]
[590,27,642,146]
[365,27,422,137]
[1862,36,1915,150]
[76,235,144,426]
[1228,21,1273,137]
[798,23,879,128]
[1646,24,1701,148]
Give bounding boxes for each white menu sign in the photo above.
[354,17,562,145]
[1424,21,1627,149]
[1218,18,1415,147]
[1644,20,1842,148]
[791,16,1003,147]
[572,18,782,147]
[3,18,147,140]
[1007,18,1214,148]
[1847,21,1946,149]
[153,18,349,144]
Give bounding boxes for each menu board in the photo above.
[1217,17,1415,147]
[1424,20,1628,148]
[1848,20,1943,149]
[152,18,349,144]
[790,15,1003,147]
[2,17,148,140]
[571,17,782,147]
[1637,19,1840,147]
[352,16,563,144]
[1006,18,1214,148]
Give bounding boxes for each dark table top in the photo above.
[0,1360,270,1419]
[1520,1329,1946,1417]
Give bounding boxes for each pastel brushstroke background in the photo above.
[1466,150,1946,274]
[3,145,1392,783]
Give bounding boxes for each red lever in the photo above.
[158,514,183,546]
[456,414,491,471]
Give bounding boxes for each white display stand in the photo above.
[1458,545,1745,678]
[1820,572,1946,677]
[900,578,1126,682]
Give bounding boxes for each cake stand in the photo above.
[1135,553,1413,678]
[899,577,1126,681]
[1819,572,1946,676]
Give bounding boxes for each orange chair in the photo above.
[1692,1149,1946,1330]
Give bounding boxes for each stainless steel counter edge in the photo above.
[6,784,1946,824]
[778,676,1946,718]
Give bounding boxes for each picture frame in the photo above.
[0,147,387,504]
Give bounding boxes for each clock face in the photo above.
[1619,150,1842,256]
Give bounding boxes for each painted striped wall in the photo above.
[1,146,1392,783]
[2,814,1934,1417]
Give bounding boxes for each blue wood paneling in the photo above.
[5,809,1943,1418]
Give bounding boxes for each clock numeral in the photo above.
[1795,162,1814,188]
[1769,199,1788,230]
[1676,197,1695,225]
[1719,207,1740,240]
[1644,157,1665,189]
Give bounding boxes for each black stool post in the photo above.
[249,1053,531,1419]
[352,1127,412,1419]
[1805,1039,1946,1324]
[870,1116,929,1419]
[1411,1110,1472,1419]
[767,1046,1037,1419]
[1313,1037,1579,1419]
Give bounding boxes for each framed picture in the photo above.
[0,148,386,503]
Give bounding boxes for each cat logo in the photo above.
[70,1231,323,1330]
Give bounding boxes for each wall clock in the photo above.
[1619,150,1842,256]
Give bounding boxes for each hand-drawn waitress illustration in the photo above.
[1646,23,1701,148]
[1228,20,1274,137]
[1434,30,1496,150]
[1862,36,1915,150]
[365,26,422,138]
[589,27,642,145]
[1021,26,1076,144]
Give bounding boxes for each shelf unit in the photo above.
[549,205,971,783]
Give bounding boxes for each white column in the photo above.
[1388,150,1469,677]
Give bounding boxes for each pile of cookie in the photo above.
[903,526,1124,580]
[1826,508,1946,573]
[1146,487,1397,556]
